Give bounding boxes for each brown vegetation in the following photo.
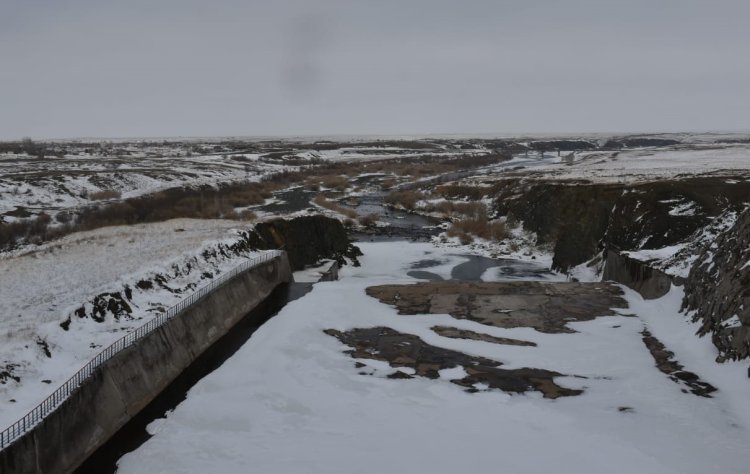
[0,181,277,251]
[311,174,349,191]
[379,178,397,189]
[384,190,425,210]
[435,184,491,200]
[427,201,487,219]
[0,213,57,249]
[366,153,508,179]
[89,190,122,200]
[0,150,510,251]
[447,217,506,244]
[312,195,358,219]
[358,213,380,227]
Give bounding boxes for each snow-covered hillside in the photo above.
[0,219,263,429]
[0,152,286,221]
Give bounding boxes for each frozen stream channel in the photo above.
[114,241,750,474]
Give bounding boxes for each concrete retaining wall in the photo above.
[602,250,679,299]
[0,253,292,474]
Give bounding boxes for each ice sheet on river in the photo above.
[117,241,750,474]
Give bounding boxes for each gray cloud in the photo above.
[0,0,748,139]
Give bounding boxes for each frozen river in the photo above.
[111,241,750,474]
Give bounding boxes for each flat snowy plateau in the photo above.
[526,144,750,183]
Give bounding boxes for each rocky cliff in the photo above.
[493,176,750,271]
[248,215,361,270]
[682,209,750,362]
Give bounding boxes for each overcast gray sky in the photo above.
[1,0,749,139]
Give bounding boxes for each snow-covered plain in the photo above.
[525,144,750,183]
[0,218,261,429]
[0,152,287,221]
[117,241,749,474]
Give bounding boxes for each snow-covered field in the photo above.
[0,138,494,224]
[0,218,262,429]
[0,152,288,221]
[4,136,748,225]
[525,144,750,183]
[117,241,749,474]
[306,146,479,162]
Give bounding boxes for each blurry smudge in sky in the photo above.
[0,0,748,139]
[282,13,327,100]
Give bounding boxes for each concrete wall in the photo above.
[602,250,679,300]
[0,253,292,474]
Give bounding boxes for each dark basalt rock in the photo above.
[603,138,681,148]
[91,292,133,323]
[0,363,20,384]
[602,250,675,300]
[683,209,750,362]
[641,329,716,397]
[493,176,750,271]
[248,215,361,271]
[58,215,358,331]
[35,337,52,358]
[528,140,597,152]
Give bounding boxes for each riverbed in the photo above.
[114,240,750,474]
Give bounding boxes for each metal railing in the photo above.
[0,249,284,450]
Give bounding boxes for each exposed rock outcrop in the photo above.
[249,215,361,270]
[603,138,681,148]
[325,326,582,398]
[493,177,750,271]
[366,281,628,334]
[62,215,359,328]
[602,250,675,300]
[682,209,750,362]
[641,329,717,396]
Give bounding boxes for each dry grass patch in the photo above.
[384,190,425,210]
[358,213,380,227]
[313,174,349,191]
[435,184,489,200]
[89,190,121,200]
[312,195,358,219]
[380,178,397,190]
[447,218,506,244]
[428,201,488,219]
